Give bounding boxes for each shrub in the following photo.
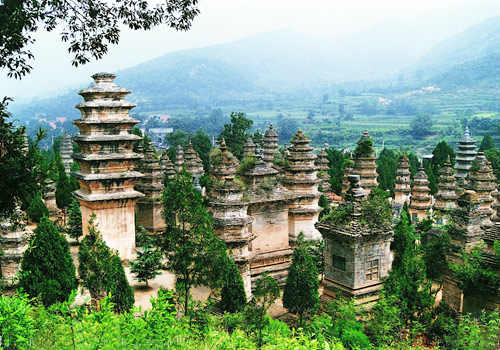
[19,216,77,306]
[27,192,49,223]
[237,156,257,175]
[0,293,34,348]
[220,256,247,313]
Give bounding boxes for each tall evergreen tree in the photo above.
[282,232,320,326]
[217,112,253,160]
[376,148,399,196]
[55,156,74,211]
[67,198,82,243]
[130,239,163,287]
[19,217,77,306]
[26,192,49,223]
[325,148,349,195]
[159,169,227,316]
[78,215,134,312]
[220,255,247,313]
[479,133,495,152]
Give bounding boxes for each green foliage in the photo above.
[244,273,280,348]
[410,113,433,139]
[479,133,496,152]
[0,98,45,219]
[451,243,500,295]
[130,236,163,287]
[218,112,253,160]
[0,292,34,348]
[283,233,319,326]
[166,129,213,171]
[485,148,500,181]
[26,192,49,223]
[376,148,399,195]
[237,156,258,175]
[421,228,451,282]
[220,256,247,314]
[325,148,349,195]
[423,140,456,194]
[353,138,373,159]
[366,295,403,346]
[159,169,227,316]
[55,156,74,210]
[318,194,330,219]
[78,215,134,312]
[359,189,392,228]
[67,198,82,242]
[19,216,77,306]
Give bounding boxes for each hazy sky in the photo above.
[2,0,500,100]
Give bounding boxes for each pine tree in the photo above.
[159,169,227,316]
[78,215,134,312]
[130,240,163,287]
[220,255,247,313]
[19,217,77,306]
[479,133,495,152]
[282,232,320,326]
[26,192,49,223]
[55,156,73,211]
[67,198,82,243]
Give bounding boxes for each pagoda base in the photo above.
[250,248,293,287]
[321,277,383,309]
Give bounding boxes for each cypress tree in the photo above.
[55,157,73,211]
[19,217,77,306]
[282,232,320,326]
[130,240,163,287]
[78,215,134,312]
[479,133,495,152]
[220,256,247,313]
[67,198,83,243]
[26,192,49,223]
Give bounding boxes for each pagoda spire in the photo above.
[263,124,279,166]
[455,127,477,188]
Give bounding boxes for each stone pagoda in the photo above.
[174,145,184,172]
[316,175,393,307]
[60,132,73,173]
[394,154,411,207]
[184,141,204,177]
[243,137,257,158]
[434,157,458,225]
[354,130,378,195]
[135,142,165,233]
[284,130,321,242]
[161,151,175,181]
[72,73,143,261]
[209,140,255,297]
[42,177,58,216]
[466,153,496,226]
[455,127,477,188]
[263,124,279,166]
[342,155,355,197]
[409,168,432,223]
[316,147,332,196]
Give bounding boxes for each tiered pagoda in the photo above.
[341,155,355,197]
[184,141,204,177]
[42,177,58,216]
[284,130,321,242]
[434,157,458,225]
[209,140,255,296]
[263,124,279,166]
[71,73,143,260]
[60,132,73,173]
[135,142,165,233]
[455,127,477,188]
[409,168,432,223]
[353,130,378,195]
[466,153,496,226]
[174,145,184,172]
[161,152,175,181]
[243,137,257,158]
[316,147,332,196]
[393,154,412,214]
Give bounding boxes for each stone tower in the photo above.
[161,151,175,181]
[316,147,332,195]
[135,142,165,233]
[60,132,73,173]
[316,175,393,307]
[455,127,477,188]
[409,168,432,223]
[341,155,355,197]
[72,73,143,260]
[434,157,458,225]
[354,130,378,195]
[42,177,58,216]
[394,154,411,206]
[243,137,257,158]
[174,145,184,173]
[263,124,279,166]
[467,153,496,226]
[209,140,255,297]
[184,141,204,177]
[284,130,321,242]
